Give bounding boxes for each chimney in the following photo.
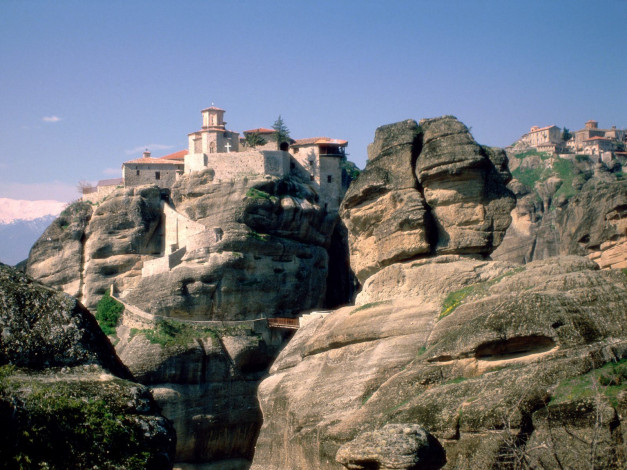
[143,149,151,158]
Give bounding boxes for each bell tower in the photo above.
[201,106,226,129]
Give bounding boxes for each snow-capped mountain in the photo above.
[0,199,65,266]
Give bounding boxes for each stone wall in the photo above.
[123,163,180,188]
[82,184,122,204]
[141,247,186,277]
[185,150,290,180]
[163,203,205,253]
[318,156,343,211]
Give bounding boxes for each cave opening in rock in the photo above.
[475,335,556,360]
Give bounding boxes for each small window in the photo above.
[293,148,299,154]
[136,170,140,176]
[155,171,160,180]
[327,175,333,183]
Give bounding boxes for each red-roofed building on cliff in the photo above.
[119,105,349,211]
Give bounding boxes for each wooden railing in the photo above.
[267,317,300,329]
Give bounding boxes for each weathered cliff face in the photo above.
[122,173,338,320]
[26,170,349,468]
[114,319,287,468]
[492,152,627,269]
[0,263,176,468]
[27,173,345,320]
[26,186,164,310]
[25,200,93,300]
[253,256,627,470]
[253,120,627,470]
[340,117,515,283]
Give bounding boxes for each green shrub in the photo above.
[246,187,276,202]
[95,291,124,336]
[551,359,627,407]
[0,380,159,469]
[248,230,270,242]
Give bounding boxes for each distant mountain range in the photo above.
[0,198,65,266]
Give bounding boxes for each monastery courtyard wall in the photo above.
[185,150,291,181]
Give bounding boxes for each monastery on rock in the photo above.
[90,106,349,212]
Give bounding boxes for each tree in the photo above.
[244,132,267,149]
[562,127,572,142]
[77,180,95,195]
[272,115,291,150]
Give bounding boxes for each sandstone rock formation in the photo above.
[27,173,348,319]
[492,152,627,269]
[252,119,627,469]
[26,170,351,468]
[0,263,175,468]
[114,314,290,468]
[340,117,515,283]
[253,256,627,470]
[122,173,339,320]
[335,424,446,470]
[27,186,164,310]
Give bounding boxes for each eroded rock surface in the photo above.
[26,186,164,310]
[252,256,627,469]
[253,118,627,470]
[493,153,627,269]
[340,117,515,283]
[114,319,289,468]
[0,263,175,468]
[335,424,446,470]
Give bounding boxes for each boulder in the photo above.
[0,263,175,468]
[335,424,446,470]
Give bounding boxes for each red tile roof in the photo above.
[201,106,225,112]
[243,128,276,134]
[159,149,188,161]
[529,125,558,133]
[292,137,348,146]
[584,136,611,141]
[124,157,184,165]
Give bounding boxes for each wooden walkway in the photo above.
[267,317,300,329]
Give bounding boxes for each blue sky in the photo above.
[1,0,625,202]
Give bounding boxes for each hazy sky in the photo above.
[1,0,625,202]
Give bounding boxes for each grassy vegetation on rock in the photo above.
[439,267,526,318]
[350,300,391,315]
[551,359,627,407]
[95,291,124,336]
[245,187,278,202]
[0,375,167,469]
[131,318,254,348]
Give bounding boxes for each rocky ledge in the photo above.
[0,263,176,468]
[253,256,627,470]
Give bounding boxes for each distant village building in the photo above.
[122,150,184,188]
[518,125,564,154]
[582,136,616,156]
[574,120,626,152]
[512,120,626,158]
